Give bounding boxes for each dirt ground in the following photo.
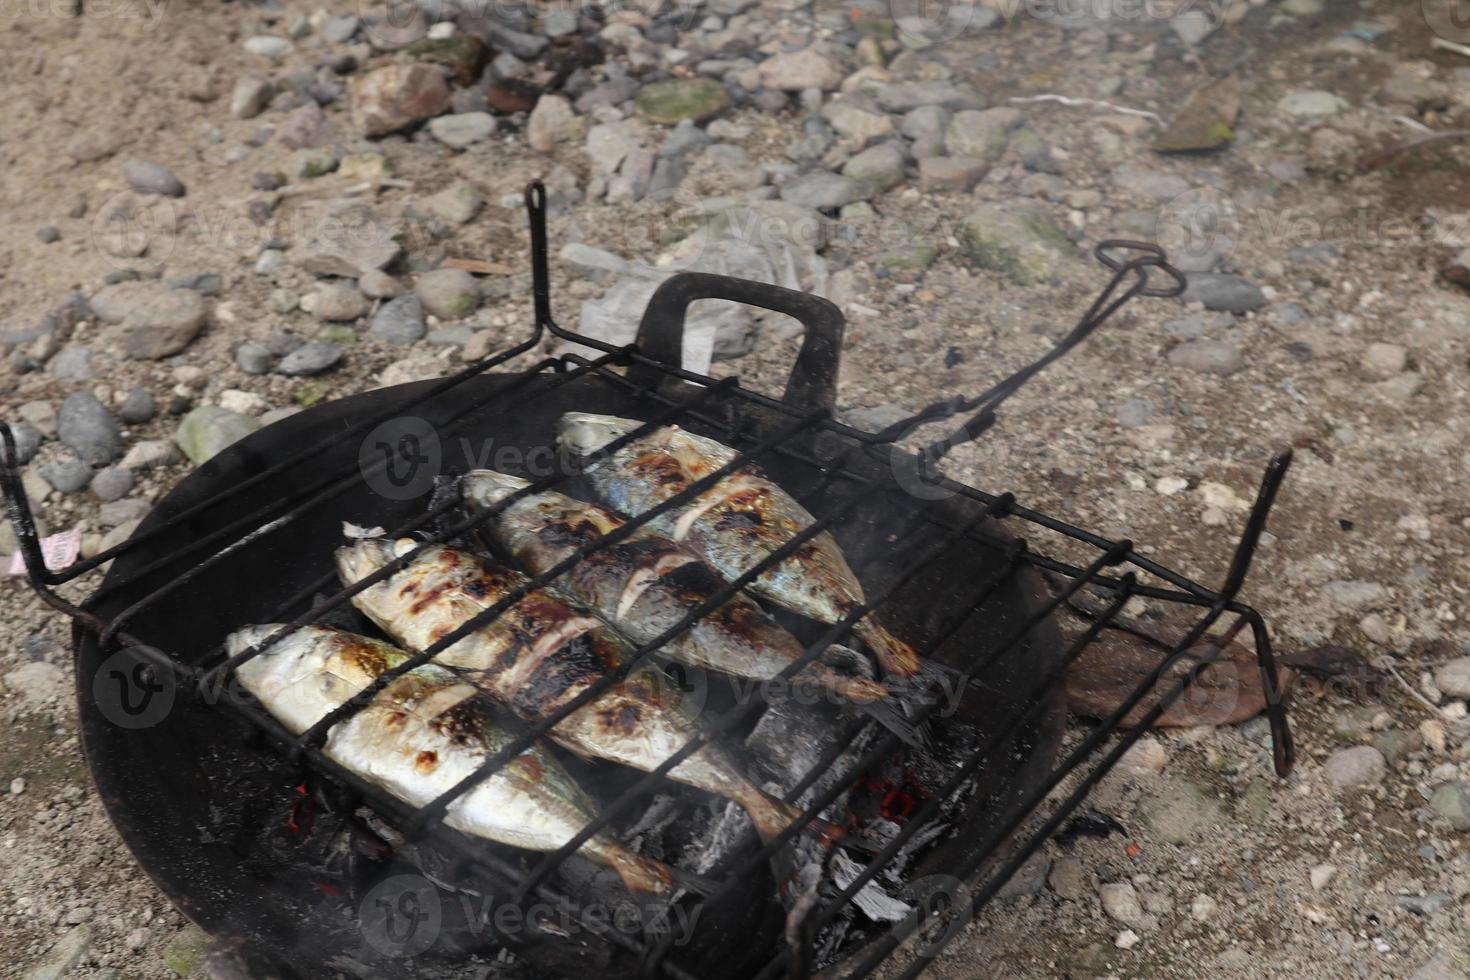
[4,0,1470,976]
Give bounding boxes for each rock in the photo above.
[1139,781,1223,843]
[119,440,181,470]
[1190,894,1218,922]
[1113,165,1191,202]
[175,407,261,466]
[49,346,93,382]
[779,171,866,209]
[376,354,445,387]
[1279,89,1348,117]
[23,924,91,980]
[1322,579,1388,611]
[351,63,451,137]
[586,120,646,175]
[1323,745,1386,789]
[405,35,488,87]
[57,393,122,465]
[475,22,547,59]
[308,283,369,322]
[1098,882,1147,927]
[276,341,343,376]
[297,237,400,280]
[957,205,1073,285]
[414,268,481,319]
[123,159,186,197]
[293,148,339,178]
[428,112,497,148]
[635,78,730,124]
[36,225,60,244]
[1435,658,1470,699]
[945,107,1022,161]
[218,389,268,416]
[996,852,1051,901]
[1168,339,1243,377]
[876,81,983,113]
[1430,782,1470,831]
[1309,863,1336,891]
[841,142,906,196]
[660,119,712,158]
[918,156,987,192]
[527,94,579,152]
[235,342,272,375]
[821,101,894,146]
[1180,273,1265,313]
[1361,342,1407,378]
[91,281,207,360]
[324,14,360,42]
[1118,735,1167,776]
[38,454,93,494]
[757,46,844,92]
[559,243,628,282]
[279,101,329,149]
[243,35,292,60]
[1116,397,1154,428]
[163,925,211,978]
[359,269,404,299]
[90,466,135,502]
[369,295,427,346]
[1047,857,1088,901]
[423,182,483,225]
[1394,893,1455,916]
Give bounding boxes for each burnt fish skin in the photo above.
[556,413,924,680]
[226,624,676,895]
[460,469,887,706]
[334,539,812,844]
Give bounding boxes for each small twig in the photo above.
[442,257,515,276]
[1383,662,1451,718]
[1007,94,1165,127]
[1432,37,1470,58]
[1359,129,1470,170]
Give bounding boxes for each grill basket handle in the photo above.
[630,272,844,412]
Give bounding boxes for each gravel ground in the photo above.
[4,0,1470,976]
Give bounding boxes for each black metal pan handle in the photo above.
[629,272,844,412]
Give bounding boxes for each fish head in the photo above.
[225,624,333,694]
[558,412,643,457]
[462,469,531,510]
[334,536,413,586]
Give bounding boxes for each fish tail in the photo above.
[854,616,921,678]
[745,791,844,852]
[600,842,677,896]
[809,668,887,705]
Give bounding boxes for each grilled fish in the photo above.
[460,469,887,706]
[556,413,924,679]
[226,624,677,895]
[335,539,813,844]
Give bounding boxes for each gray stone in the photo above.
[279,101,330,149]
[957,205,1073,285]
[1047,857,1089,901]
[875,81,983,113]
[3,424,41,465]
[323,14,360,43]
[369,295,427,346]
[1168,339,1243,377]
[995,852,1050,902]
[235,342,272,375]
[123,159,186,197]
[527,94,578,153]
[18,402,56,438]
[276,341,343,376]
[1113,165,1191,202]
[90,466,135,502]
[779,171,866,209]
[1140,782,1223,844]
[575,77,639,114]
[478,23,546,59]
[635,78,730,124]
[1164,312,1233,339]
[1278,89,1348,118]
[1098,881,1148,927]
[900,104,949,142]
[820,102,893,144]
[1181,273,1265,313]
[119,388,155,425]
[586,120,645,175]
[293,148,339,179]
[350,62,451,137]
[841,142,906,195]
[119,440,180,470]
[57,393,122,465]
[945,107,1022,161]
[426,324,478,347]
[36,225,60,244]
[243,35,292,60]
[23,924,91,980]
[1393,893,1455,915]
[99,498,149,528]
[49,346,94,382]
[309,283,369,322]
[37,455,92,494]
[1323,745,1387,789]
[542,7,577,35]
[559,243,628,282]
[423,182,484,225]
[90,281,207,359]
[756,46,843,92]
[428,112,497,148]
[918,156,987,192]
[1436,658,1470,699]
[414,268,481,319]
[1430,782,1470,831]
[359,269,404,299]
[175,407,261,465]
[1116,398,1154,428]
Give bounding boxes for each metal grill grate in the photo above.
[0,181,1295,979]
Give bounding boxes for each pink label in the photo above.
[7,527,81,576]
